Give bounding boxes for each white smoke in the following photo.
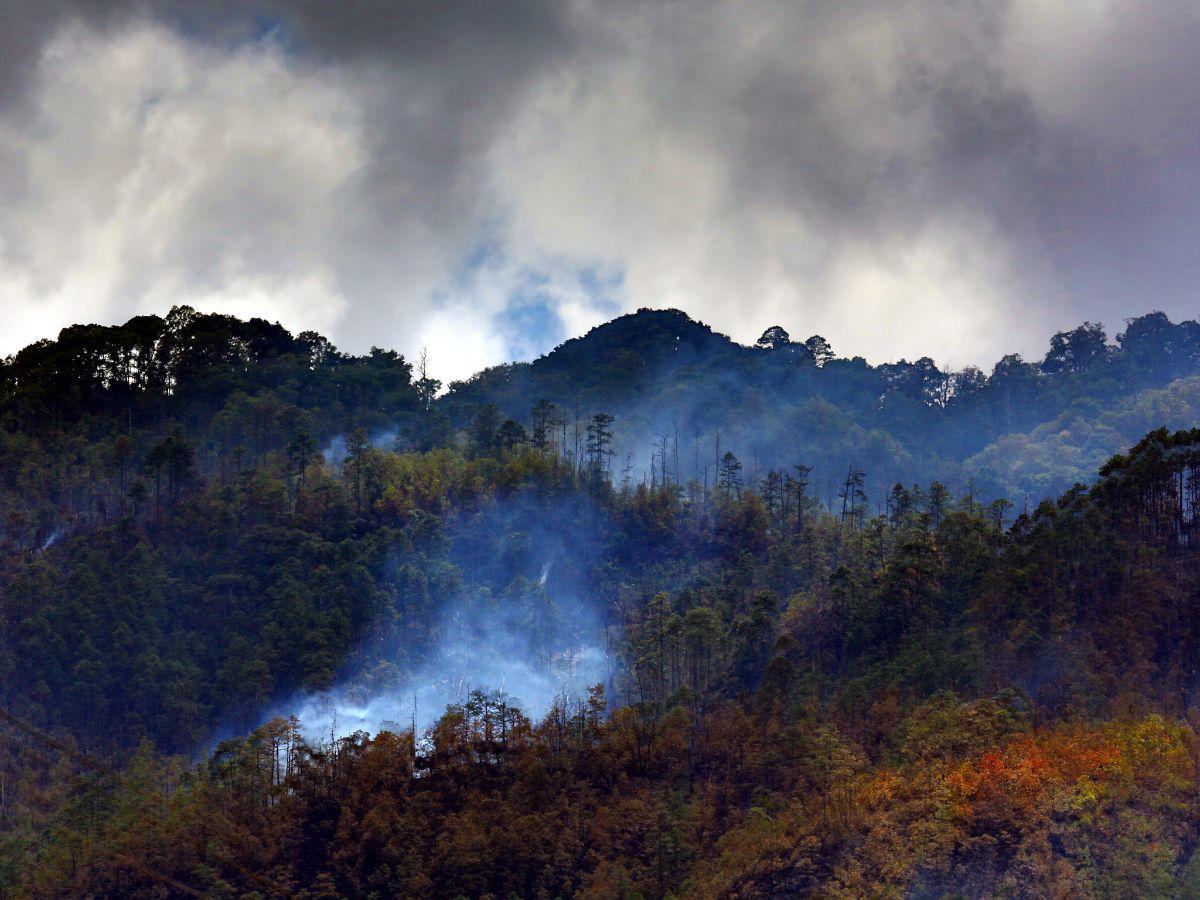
[321,434,346,465]
[321,429,400,465]
[281,567,610,741]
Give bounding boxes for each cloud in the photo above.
[2,1,1199,379]
[0,18,361,351]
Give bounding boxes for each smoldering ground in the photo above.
[270,485,616,741]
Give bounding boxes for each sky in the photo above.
[1,1,1199,384]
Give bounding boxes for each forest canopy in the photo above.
[4,307,1200,896]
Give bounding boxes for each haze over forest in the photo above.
[6,304,1200,894]
[5,1,1200,897]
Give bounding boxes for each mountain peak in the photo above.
[540,307,736,368]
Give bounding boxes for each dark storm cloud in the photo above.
[262,0,584,345]
[1,0,1199,379]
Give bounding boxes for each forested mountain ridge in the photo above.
[7,304,1200,505]
[443,307,1200,500]
[5,307,1200,896]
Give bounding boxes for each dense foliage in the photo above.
[4,308,1200,897]
[444,308,1200,500]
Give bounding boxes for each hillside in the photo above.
[8,305,1200,507]
[443,308,1200,501]
[4,309,1200,895]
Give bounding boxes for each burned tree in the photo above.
[585,413,615,478]
[838,467,867,531]
[719,451,743,501]
[530,399,557,455]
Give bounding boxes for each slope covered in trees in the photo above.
[4,308,1200,896]
[443,308,1200,501]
